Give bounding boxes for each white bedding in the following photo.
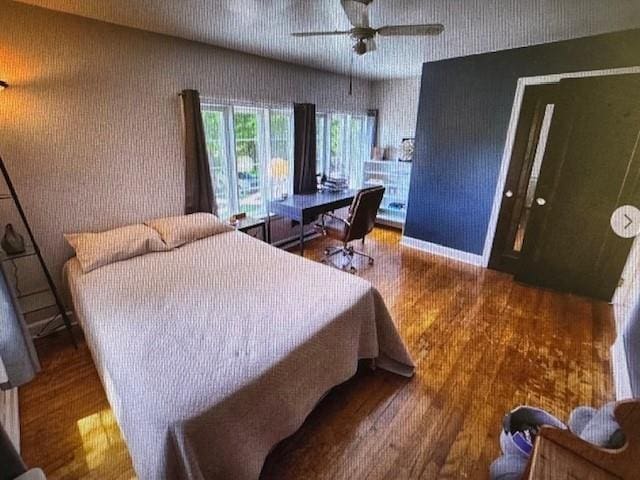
[64,230,414,479]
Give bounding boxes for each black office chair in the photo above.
[316,186,385,273]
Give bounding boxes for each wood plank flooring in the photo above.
[19,228,616,479]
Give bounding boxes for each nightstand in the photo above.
[230,217,268,243]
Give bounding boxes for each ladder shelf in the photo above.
[0,153,75,347]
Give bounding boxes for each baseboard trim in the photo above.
[611,341,632,401]
[272,231,321,250]
[400,236,486,267]
[612,304,634,400]
[0,388,20,452]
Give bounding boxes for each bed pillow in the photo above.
[65,224,169,273]
[145,213,233,249]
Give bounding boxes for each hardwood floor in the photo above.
[19,228,616,479]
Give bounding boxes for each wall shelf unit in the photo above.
[363,159,412,228]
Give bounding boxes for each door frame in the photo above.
[488,84,557,273]
[482,66,640,271]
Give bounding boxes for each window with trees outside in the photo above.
[201,101,373,220]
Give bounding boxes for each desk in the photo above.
[229,216,268,243]
[268,189,356,256]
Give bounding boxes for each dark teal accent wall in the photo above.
[405,29,640,254]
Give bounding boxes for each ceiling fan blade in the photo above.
[340,0,370,28]
[291,30,352,37]
[366,37,377,52]
[377,24,445,36]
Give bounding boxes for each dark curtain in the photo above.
[293,103,318,195]
[0,265,40,391]
[181,89,217,216]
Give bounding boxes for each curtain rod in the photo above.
[197,95,370,116]
[178,91,371,116]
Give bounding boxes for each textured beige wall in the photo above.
[371,77,421,154]
[0,1,373,304]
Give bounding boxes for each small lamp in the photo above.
[269,158,289,201]
[0,81,7,90]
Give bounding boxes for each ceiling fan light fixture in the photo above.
[353,39,368,55]
[292,0,444,58]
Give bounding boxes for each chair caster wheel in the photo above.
[349,267,357,274]
[368,258,374,266]
[324,248,331,255]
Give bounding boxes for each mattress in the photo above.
[64,230,414,479]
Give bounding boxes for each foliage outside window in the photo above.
[201,102,372,220]
[233,109,263,219]
[202,110,231,219]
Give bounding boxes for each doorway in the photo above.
[489,84,557,273]
[489,73,640,301]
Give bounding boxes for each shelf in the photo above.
[364,178,409,190]
[378,210,406,223]
[381,195,407,202]
[1,247,36,262]
[384,192,410,198]
[19,289,56,315]
[17,287,50,300]
[364,180,385,187]
[365,159,394,165]
[379,204,406,212]
[364,158,410,228]
[380,205,406,213]
[364,180,408,187]
[365,159,413,166]
[22,303,58,315]
[365,170,409,176]
[376,216,404,229]
[380,205,407,219]
[364,171,410,178]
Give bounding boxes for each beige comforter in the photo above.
[64,230,414,479]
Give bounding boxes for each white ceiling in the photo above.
[15,0,640,80]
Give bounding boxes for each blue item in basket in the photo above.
[491,402,625,480]
[491,406,567,479]
[388,202,405,210]
[511,431,533,456]
[500,405,566,458]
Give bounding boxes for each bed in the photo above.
[64,228,414,479]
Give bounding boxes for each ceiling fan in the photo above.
[292,0,444,55]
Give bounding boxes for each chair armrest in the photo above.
[321,212,350,227]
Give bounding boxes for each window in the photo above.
[269,109,294,194]
[316,112,372,187]
[201,102,372,219]
[316,115,326,177]
[202,108,231,219]
[328,115,347,179]
[348,115,367,188]
[201,103,293,219]
[233,108,264,219]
